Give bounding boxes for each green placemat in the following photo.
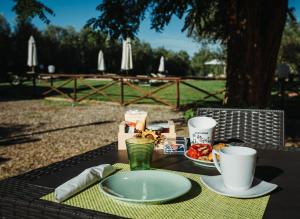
[42,163,269,219]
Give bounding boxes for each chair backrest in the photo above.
[196,108,284,150]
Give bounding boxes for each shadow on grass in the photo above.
[0,82,109,102]
[0,83,48,101]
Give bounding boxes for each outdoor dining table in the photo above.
[0,142,299,219]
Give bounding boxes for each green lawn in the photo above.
[65,79,225,106]
[2,78,298,111]
[0,78,225,107]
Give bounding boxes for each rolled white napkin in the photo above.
[54,164,116,202]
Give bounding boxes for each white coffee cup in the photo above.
[188,116,217,145]
[212,146,257,191]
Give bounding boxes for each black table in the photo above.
[0,143,299,219]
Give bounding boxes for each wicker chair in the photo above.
[196,108,284,150]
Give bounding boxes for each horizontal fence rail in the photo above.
[39,73,226,108]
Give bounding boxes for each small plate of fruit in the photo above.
[184,143,226,168]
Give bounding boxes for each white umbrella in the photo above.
[204,59,225,65]
[204,59,226,77]
[97,50,106,72]
[27,36,38,72]
[158,56,165,73]
[121,37,133,71]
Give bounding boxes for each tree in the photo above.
[0,15,12,77]
[42,25,63,68]
[167,51,192,76]
[12,0,54,24]
[11,19,41,73]
[87,0,289,107]
[78,27,107,72]
[41,25,83,72]
[150,47,192,76]
[191,46,226,76]
[132,40,154,74]
[191,48,216,76]
[278,19,300,73]
[9,0,54,74]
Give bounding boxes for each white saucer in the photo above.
[200,175,278,198]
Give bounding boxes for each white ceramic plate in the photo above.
[200,175,278,198]
[99,170,192,204]
[184,151,216,168]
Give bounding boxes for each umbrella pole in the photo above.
[32,66,36,96]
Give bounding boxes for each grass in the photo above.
[58,79,226,106]
[1,78,299,144]
[1,78,299,112]
[0,78,226,107]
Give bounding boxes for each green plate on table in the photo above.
[99,170,191,204]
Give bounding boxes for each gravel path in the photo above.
[0,100,184,180]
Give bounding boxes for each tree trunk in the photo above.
[224,0,287,108]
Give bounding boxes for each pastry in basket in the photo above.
[208,143,226,161]
[187,143,226,162]
[134,129,165,146]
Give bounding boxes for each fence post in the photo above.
[121,77,124,105]
[50,75,53,87]
[73,77,77,102]
[176,79,180,109]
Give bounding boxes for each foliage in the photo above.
[87,0,148,39]
[12,0,54,24]
[9,0,294,108]
[183,109,195,121]
[0,15,12,77]
[0,14,11,35]
[191,46,225,76]
[87,0,292,108]
[278,19,300,73]
[132,40,154,74]
[10,20,41,73]
[167,50,192,76]
[0,15,215,78]
[150,48,193,76]
[88,0,226,42]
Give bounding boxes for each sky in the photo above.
[1,0,300,57]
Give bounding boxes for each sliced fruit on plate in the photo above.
[187,144,212,159]
[187,143,227,162]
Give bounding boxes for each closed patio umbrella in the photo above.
[97,50,106,72]
[204,59,225,65]
[121,38,133,73]
[158,56,165,73]
[27,35,38,73]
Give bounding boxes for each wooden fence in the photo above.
[39,74,226,109]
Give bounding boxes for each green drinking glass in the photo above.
[125,137,155,170]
